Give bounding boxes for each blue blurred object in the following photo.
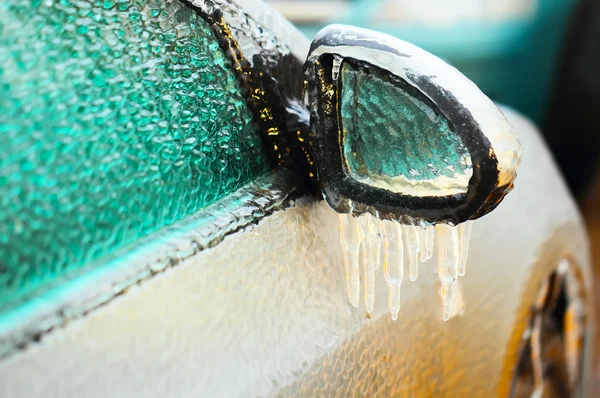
[291,0,579,125]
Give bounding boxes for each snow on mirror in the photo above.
[304,25,522,320]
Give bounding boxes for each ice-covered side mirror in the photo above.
[304,25,522,225]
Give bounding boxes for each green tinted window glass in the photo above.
[0,0,268,312]
[340,62,472,196]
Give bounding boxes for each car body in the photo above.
[0,0,593,396]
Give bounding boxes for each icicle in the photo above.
[458,221,473,276]
[367,216,381,311]
[339,212,473,320]
[417,226,428,263]
[359,215,381,313]
[382,221,403,320]
[369,216,382,271]
[439,280,466,320]
[360,229,370,312]
[403,225,419,281]
[436,224,460,321]
[425,226,435,260]
[339,214,362,307]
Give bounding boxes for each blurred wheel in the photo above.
[510,259,588,397]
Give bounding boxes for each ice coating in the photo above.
[339,214,472,321]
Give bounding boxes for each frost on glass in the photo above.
[0,0,268,312]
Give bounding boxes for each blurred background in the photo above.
[268,0,600,389]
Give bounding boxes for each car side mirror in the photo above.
[303,25,522,225]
